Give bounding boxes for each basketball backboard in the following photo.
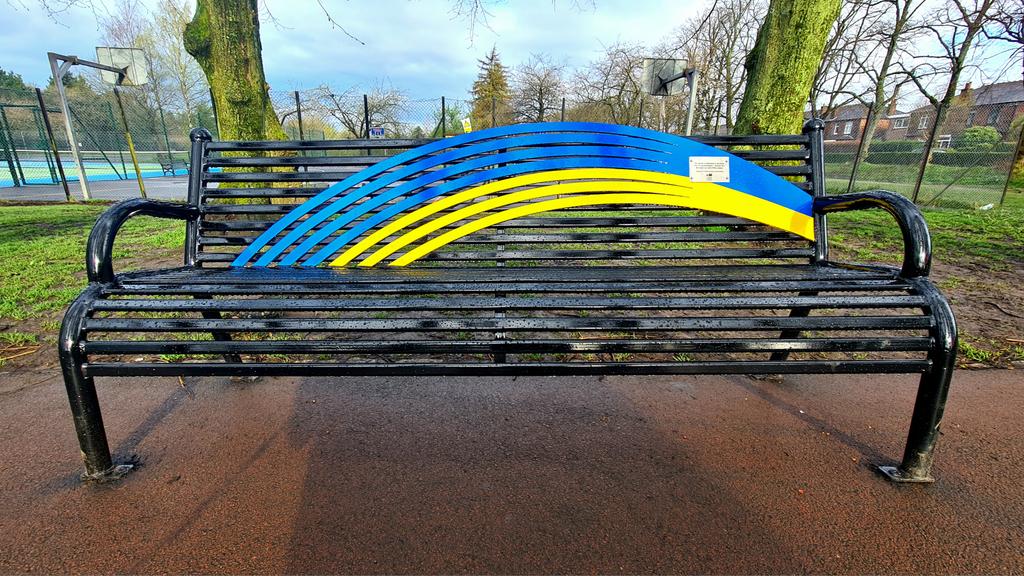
[641,58,689,96]
[95,47,148,86]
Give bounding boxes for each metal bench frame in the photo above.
[59,120,956,484]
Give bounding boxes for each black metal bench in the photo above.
[60,120,956,484]
[159,158,189,176]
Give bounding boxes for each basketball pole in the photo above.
[47,53,92,200]
[113,86,146,198]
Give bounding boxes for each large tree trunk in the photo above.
[183,0,285,141]
[733,0,841,135]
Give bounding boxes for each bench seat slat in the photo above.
[84,315,932,333]
[91,294,928,312]
[104,280,911,297]
[83,337,934,355]
[81,359,929,378]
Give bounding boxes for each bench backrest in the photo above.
[185,121,828,268]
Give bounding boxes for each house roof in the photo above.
[806,103,909,121]
[966,81,1024,106]
[822,103,868,121]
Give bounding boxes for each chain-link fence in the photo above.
[0,85,216,200]
[822,104,1023,210]
[3,83,1022,207]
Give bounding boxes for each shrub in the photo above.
[931,150,1010,168]
[868,139,923,153]
[864,151,924,165]
[953,126,1000,151]
[824,152,856,164]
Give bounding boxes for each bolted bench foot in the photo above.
[81,462,135,484]
[877,464,934,484]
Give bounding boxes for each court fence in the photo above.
[2,85,1021,209]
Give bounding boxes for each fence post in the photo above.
[1000,120,1024,206]
[0,106,20,187]
[363,93,371,155]
[113,86,146,198]
[638,97,644,128]
[441,96,446,138]
[157,103,173,159]
[106,102,128,177]
[847,105,875,194]
[294,90,305,140]
[912,102,947,203]
[31,107,59,184]
[561,97,565,122]
[36,88,71,201]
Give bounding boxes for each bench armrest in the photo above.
[813,190,931,278]
[87,198,198,284]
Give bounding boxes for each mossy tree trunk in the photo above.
[183,0,286,141]
[733,0,841,135]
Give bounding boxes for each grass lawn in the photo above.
[1,199,1022,368]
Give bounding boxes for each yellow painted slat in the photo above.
[382,185,813,266]
[356,181,689,267]
[332,168,688,267]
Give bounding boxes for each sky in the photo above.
[0,0,705,98]
[0,0,1018,105]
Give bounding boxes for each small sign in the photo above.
[461,118,472,133]
[368,126,385,139]
[688,156,730,183]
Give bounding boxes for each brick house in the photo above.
[904,80,1024,147]
[816,102,906,147]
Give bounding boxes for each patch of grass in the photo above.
[958,339,997,364]
[0,203,185,323]
[0,331,38,346]
[827,201,1024,268]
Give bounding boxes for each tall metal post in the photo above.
[561,97,566,122]
[363,94,371,156]
[0,107,19,187]
[685,70,699,136]
[31,107,59,184]
[114,87,146,198]
[1000,121,1024,206]
[106,102,128,177]
[293,91,305,140]
[49,52,91,200]
[36,88,71,201]
[441,96,446,138]
[157,101,172,158]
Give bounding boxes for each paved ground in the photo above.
[1,176,187,202]
[0,368,1021,574]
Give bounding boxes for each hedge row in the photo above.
[825,150,1011,167]
[931,151,1011,167]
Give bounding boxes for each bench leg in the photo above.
[879,280,957,483]
[59,286,133,482]
[769,291,817,362]
[195,294,242,364]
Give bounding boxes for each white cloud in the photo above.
[1,0,707,97]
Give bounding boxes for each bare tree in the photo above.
[847,0,927,190]
[810,0,887,118]
[510,54,565,123]
[313,83,408,138]
[569,43,646,126]
[899,0,998,201]
[151,0,209,132]
[669,0,764,133]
